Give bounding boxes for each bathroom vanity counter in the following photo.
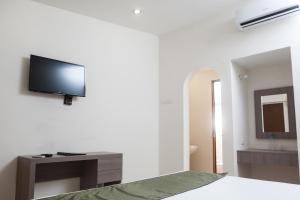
[237,149,298,167]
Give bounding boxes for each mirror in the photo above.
[255,87,297,139]
[261,94,289,132]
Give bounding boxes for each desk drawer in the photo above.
[97,169,122,184]
[98,157,122,171]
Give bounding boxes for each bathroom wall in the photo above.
[232,49,299,183]
[246,62,299,183]
[189,69,219,172]
[247,65,297,151]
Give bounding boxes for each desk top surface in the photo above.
[19,152,122,164]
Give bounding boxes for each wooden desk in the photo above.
[16,152,123,200]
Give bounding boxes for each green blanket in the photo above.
[39,171,224,200]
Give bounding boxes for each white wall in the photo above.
[189,70,219,172]
[230,64,249,175]
[0,0,159,199]
[159,9,300,175]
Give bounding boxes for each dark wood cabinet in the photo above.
[237,149,298,166]
[16,152,122,200]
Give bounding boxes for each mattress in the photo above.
[37,171,223,200]
[166,176,300,200]
[36,172,300,200]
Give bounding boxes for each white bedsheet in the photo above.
[166,176,300,200]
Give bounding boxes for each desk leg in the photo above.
[16,158,36,200]
[80,160,97,190]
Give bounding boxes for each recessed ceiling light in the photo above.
[133,9,142,15]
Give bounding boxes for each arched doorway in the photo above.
[184,69,223,173]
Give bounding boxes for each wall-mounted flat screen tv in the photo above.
[29,55,86,97]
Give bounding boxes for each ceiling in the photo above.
[34,0,238,35]
[232,47,292,69]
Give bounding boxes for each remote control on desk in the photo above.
[57,152,87,156]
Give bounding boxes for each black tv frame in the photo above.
[29,55,86,105]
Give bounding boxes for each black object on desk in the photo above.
[57,152,87,156]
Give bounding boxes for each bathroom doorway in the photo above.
[189,69,223,173]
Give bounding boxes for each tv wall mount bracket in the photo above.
[64,95,73,105]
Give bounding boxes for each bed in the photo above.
[166,176,300,200]
[37,171,300,200]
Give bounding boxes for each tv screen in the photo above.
[29,55,86,97]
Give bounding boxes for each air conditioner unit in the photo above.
[236,0,300,30]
